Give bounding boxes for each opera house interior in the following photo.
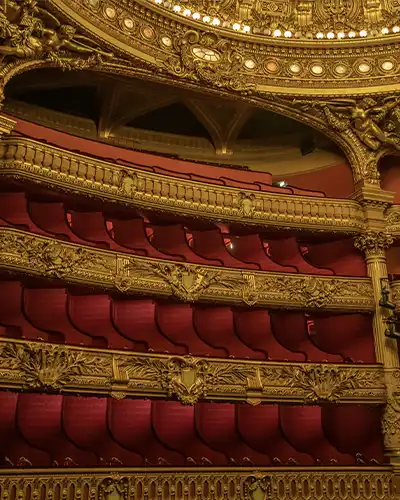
[2,0,400,498]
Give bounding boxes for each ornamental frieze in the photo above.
[0,227,375,311]
[0,339,386,404]
[0,468,395,500]
[50,0,400,93]
[0,136,364,232]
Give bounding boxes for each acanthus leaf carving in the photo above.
[354,230,394,255]
[0,342,109,390]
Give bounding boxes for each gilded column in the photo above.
[352,182,400,478]
[352,182,397,366]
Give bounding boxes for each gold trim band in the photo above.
[0,227,374,310]
[0,339,385,404]
[0,136,364,232]
[0,467,394,500]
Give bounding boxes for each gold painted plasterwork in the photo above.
[0,136,364,233]
[0,227,375,311]
[0,468,394,500]
[0,339,385,404]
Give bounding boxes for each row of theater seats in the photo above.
[0,393,384,468]
[0,189,366,275]
[0,280,375,362]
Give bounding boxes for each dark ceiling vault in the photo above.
[5,68,339,158]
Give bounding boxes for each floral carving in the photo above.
[354,230,394,255]
[0,343,108,390]
[280,364,370,402]
[126,355,253,404]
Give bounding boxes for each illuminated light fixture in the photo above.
[232,23,241,30]
[359,29,367,36]
[212,17,220,25]
[273,29,281,36]
[243,25,250,32]
[393,26,400,33]
[203,15,211,22]
[183,8,191,15]
[327,31,335,38]
[284,30,292,37]
[316,32,324,38]
[381,27,389,34]
[192,12,200,19]
[154,0,162,4]
[348,31,356,37]
[337,32,345,38]
[173,4,181,12]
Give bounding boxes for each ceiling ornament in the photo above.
[164,30,255,93]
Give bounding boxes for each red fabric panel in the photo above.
[111,298,182,354]
[108,399,184,465]
[17,394,96,466]
[62,396,142,465]
[237,405,313,465]
[0,192,41,232]
[0,281,45,341]
[67,293,135,349]
[193,306,265,359]
[279,406,355,464]
[268,237,333,275]
[228,234,296,272]
[282,163,354,199]
[270,312,342,363]
[306,239,367,277]
[233,309,303,361]
[310,314,375,363]
[151,401,226,465]
[149,224,220,264]
[155,302,224,357]
[321,405,384,462]
[195,402,267,465]
[0,393,385,467]
[191,229,258,269]
[28,200,76,242]
[0,392,50,467]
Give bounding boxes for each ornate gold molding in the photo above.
[0,136,364,233]
[0,468,395,500]
[0,227,375,311]
[386,207,400,237]
[354,230,394,257]
[0,339,386,405]
[51,0,400,94]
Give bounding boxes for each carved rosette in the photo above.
[354,230,394,257]
[99,476,129,500]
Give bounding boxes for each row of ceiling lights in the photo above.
[154,0,400,39]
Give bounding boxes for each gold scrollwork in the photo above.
[0,339,386,404]
[0,227,375,311]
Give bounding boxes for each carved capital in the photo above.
[354,230,394,256]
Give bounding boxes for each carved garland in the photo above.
[0,339,386,405]
[0,227,375,311]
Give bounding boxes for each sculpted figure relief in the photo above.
[0,0,112,61]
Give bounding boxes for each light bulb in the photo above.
[327,32,335,38]
[348,31,356,37]
[232,23,240,30]
[212,17,220,25]
[316,32,324,39]
[381,27,389,34]
[192,12,200,19]
[203,15,210,22]
[173,4,181,12]
[243,25,250,32]
[284,30,292,37]
[337,32,345,38]
[183,8,191,15]
[359,29,367,37]
[273,29,281,36]
[393,26,400,33]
